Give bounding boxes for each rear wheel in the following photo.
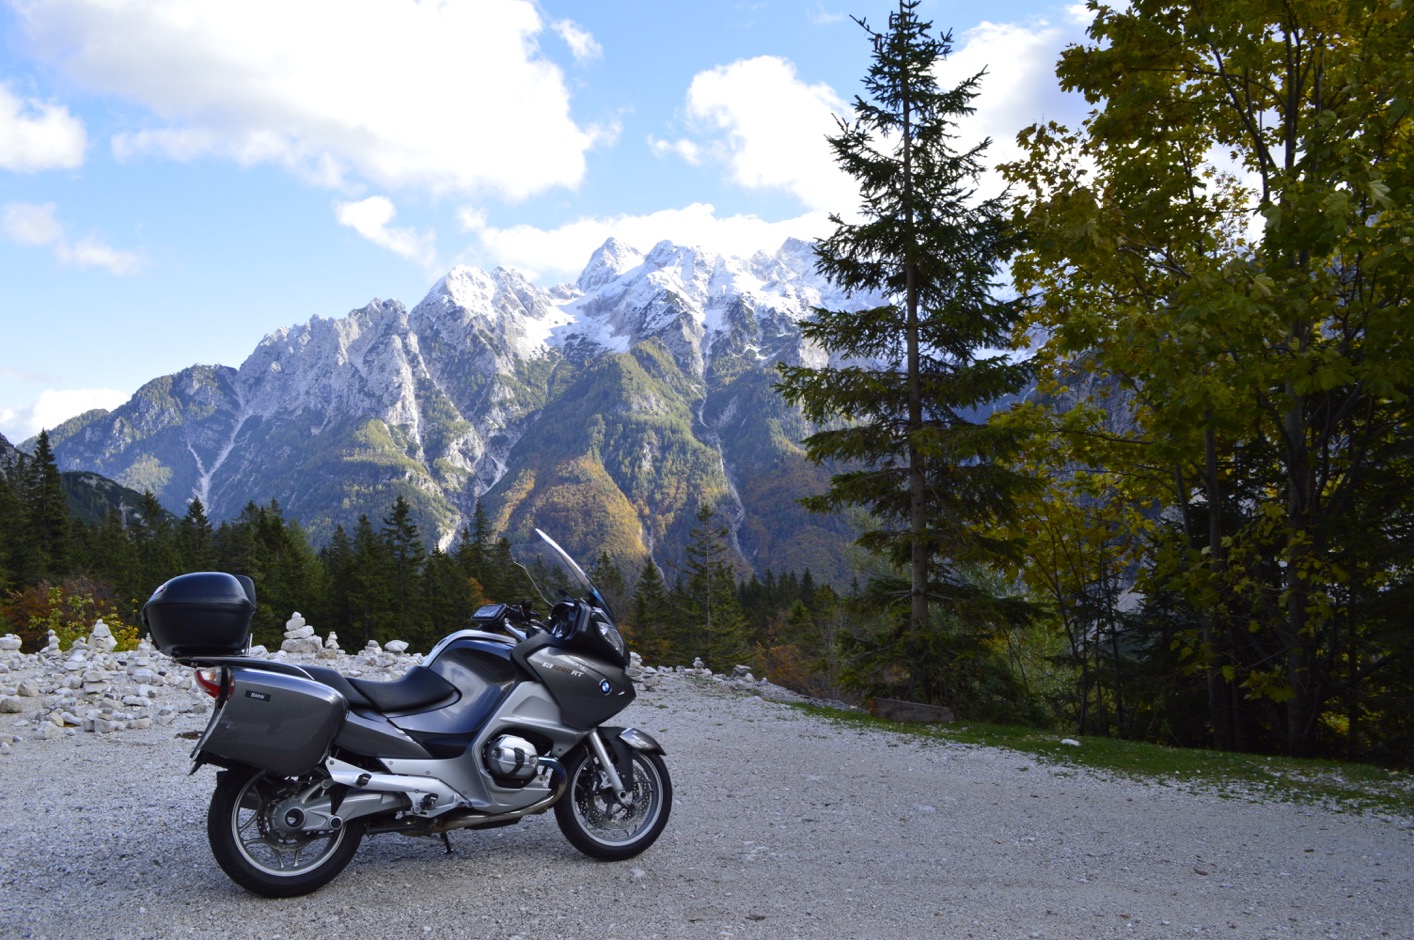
[554,744,671,860]
[207,765,363,897]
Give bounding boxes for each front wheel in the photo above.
[207,765,363,897]
[554,742,672,860]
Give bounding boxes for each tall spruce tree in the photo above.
[628,557,672,665]
[177,497,216,571]
[22,431,71,582]
[381,495,427,643]
[0,470,22,593]
[349,514,394,646]
[776,1,1031,646]
[677,503,751,670]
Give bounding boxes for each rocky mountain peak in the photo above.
[44,239,877,582]
[576,238,644,292]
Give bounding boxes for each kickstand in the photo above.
[440,832,454,855]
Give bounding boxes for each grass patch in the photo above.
[792,703,1414,819]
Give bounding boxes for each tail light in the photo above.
[194,667,231,698]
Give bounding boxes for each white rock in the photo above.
[0,635,22,652]
[89,620,118,654]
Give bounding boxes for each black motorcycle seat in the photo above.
[301,664,458,714]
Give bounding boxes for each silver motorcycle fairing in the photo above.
[382,681,584,813]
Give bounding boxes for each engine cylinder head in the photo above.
[485,735,540,781]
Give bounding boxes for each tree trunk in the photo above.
[1203,423,1237,750]
[901,45,929,638]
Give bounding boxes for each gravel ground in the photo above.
[2,670,1412,940]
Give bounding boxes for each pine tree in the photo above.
[589,550,627,620]
[678,503,752,671]
[455,499,493,590]
[381,495,427,643]
[628,557,672,665]
[775,0,1031,646]
[349,514,393,647]
[0,470,22,594]
[420,547,476,648]
[177,497,216,571]
[131,490,179,590]
[321,523,356,636]
[22,431,71,582]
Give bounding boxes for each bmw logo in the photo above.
[599,679,613,695]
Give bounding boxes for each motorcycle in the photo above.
[142,529,671,897]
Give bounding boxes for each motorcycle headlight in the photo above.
[596,617,627,661]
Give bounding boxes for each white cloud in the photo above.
[652,22,1089,210]
[62,237,145,275]
[335,196,436,270]
[553,19,603,63]
[0,83,87,172]
[1,201,64,245]
[655,56,854,212]
[807,6,849,27]
[1,202,143,275]
[13,0,598,200]
[2,387,129,439]
[934,17,1092,195]
[458,202,833,285]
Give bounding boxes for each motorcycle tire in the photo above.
[207,764,363,897]
[554,744,672,861]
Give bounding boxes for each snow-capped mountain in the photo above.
[44,238,876,583]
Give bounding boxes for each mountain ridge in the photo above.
[42,238,878,583]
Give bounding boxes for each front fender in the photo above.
[600,725,665,754]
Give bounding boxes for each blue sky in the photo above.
[0,0,1091,442]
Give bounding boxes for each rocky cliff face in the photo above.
[45,238,879,583]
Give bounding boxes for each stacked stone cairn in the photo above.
[0,617,775,756]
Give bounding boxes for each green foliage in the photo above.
[1004,0,1414,758]
[0,579,138,652]
[832,578,1046,724]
